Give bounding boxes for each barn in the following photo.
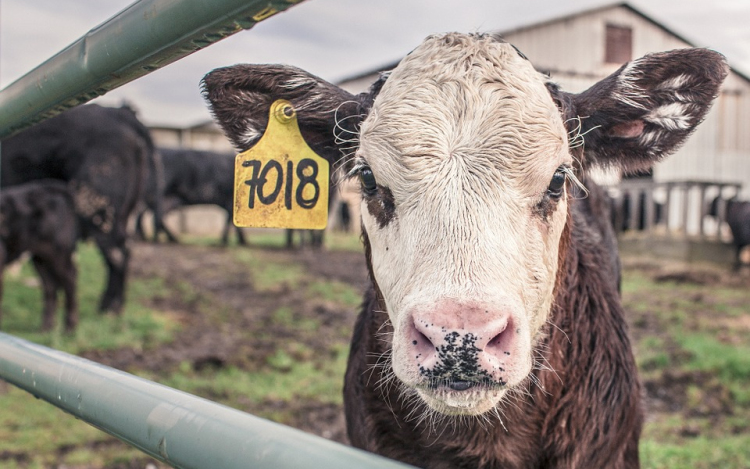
[341,2,750,189]
[338,2,750,258]
[150,120,234,153]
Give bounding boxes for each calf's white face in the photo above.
[202,32,726,418]
[354,34,571,414]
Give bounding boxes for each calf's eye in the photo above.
[547,169,566,198]
[359,166,378,196]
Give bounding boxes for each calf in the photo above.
[135,148,245,245]
[2,104,152,313]
[710,196,750,268]
[203,34,726,468]
[0,180,78,331]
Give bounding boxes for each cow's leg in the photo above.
[158,221,180,244]
[221,211,232,246]
[311,230,325,250]
[31,256,58,331]
[134,209,148,240]
[158,197,180,243]
[152,203,179,243]
[734,245,745,271]
[0,253,5,330]
[285,229,294,249]
[235,225,246,246]
[94,231,129,314]
[58,256,79,332]
[39,253,78,332]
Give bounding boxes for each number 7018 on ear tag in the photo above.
[233,100,329,229]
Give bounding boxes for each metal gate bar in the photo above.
[0,332,412,468]
[0,0,304,138]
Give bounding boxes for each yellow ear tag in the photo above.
[233,99,329,229]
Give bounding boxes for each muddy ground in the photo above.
[82,241,369,447]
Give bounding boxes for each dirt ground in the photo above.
[81,241,369,446]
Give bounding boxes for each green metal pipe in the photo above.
[0,332,413,469]
[0,0,305,139]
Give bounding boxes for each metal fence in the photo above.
[0,332,410,468]
[0,1,413,467]
[0,0,298,138]
[607,179,742,239]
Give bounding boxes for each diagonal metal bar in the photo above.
[0,0,305,139]
[0,332,414,469]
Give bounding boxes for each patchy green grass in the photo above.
[640,434,750,469]
[622,266,750,469]
[306,279,362,309]
[678,334,750,382]
[141,343,349,425]
[0,241,184,468]
[1,242,179,354]
[234,249,305,291]
[0,235,363,468]
[324,230,364,252]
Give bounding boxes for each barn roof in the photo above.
[337,2,750,86]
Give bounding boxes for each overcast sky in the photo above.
[2,0,749,127]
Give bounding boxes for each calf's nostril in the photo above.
[485,318,511,352]
[413,329,432,347]
[411,320,436,349]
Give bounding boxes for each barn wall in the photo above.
[150,125,235,153]
[505,6,750,197]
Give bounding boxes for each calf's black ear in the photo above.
[552,48,728,174]
[201,64,376,165]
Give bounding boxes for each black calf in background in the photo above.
[0,180,79,331]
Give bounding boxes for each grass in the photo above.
[1,242,179,354]
[1,234,363,468]
[640,435,750,469]
[3,239,750,468]
[0,241,182,468]
[306,279,362,309]
[678,334,750,383]
[621,268,750,468]
[143,344,349,424]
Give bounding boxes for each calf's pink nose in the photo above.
[406,302,517,384]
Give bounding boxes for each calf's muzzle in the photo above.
[406,301,520,387]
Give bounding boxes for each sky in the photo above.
[1,0,749,128]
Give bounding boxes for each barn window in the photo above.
[605,24,632,64]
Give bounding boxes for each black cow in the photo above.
[134,148,245,245]
[1,104,152,313]
[0,180,78,331]
[284,229,325,249]
[610,191,664,232]
[710,196,750,268]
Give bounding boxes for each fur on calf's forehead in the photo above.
[359,33,568,197]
